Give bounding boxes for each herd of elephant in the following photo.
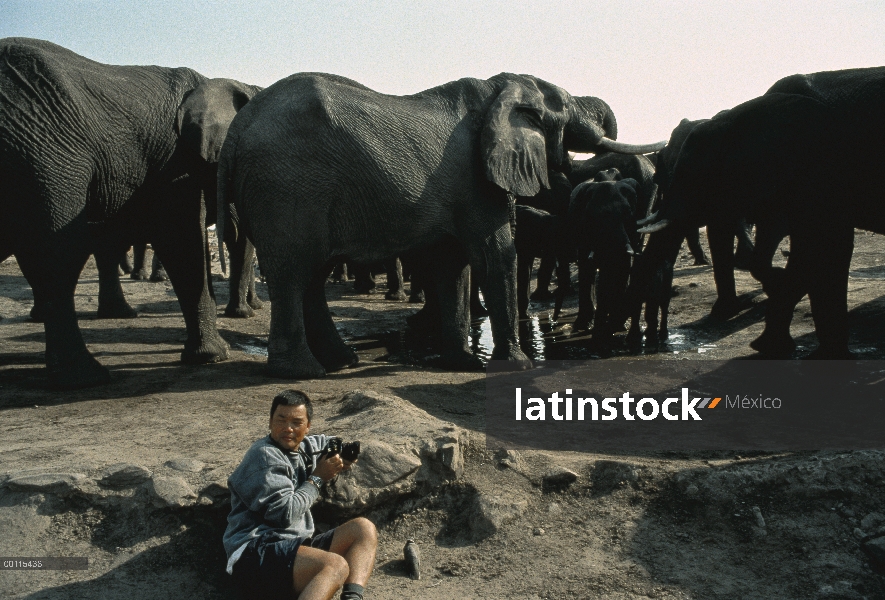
[1,37,882,389]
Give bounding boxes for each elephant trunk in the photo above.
[566,96,667,155]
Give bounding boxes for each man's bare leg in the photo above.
[292,545,349,600]
[328,517,378,598]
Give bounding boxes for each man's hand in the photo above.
[342,458,358,472]
[313,453,345,481]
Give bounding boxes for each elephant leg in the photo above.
[18,241,110,388]
[554,252,573,296]
[151,196,229,366]
[530,253,555,301]
[131,244,151,280]
[516,249,532,319]
[224,234,261,318]
[593,258,630,348]
[573,256,597,331]
[805,227,854,359]
[750,235,807,357]
[119,247,134,275]
[330,261,348,283]
[707,223,740,319]
[433,249,482,370]
[750,220,788,295]
[352,264,375,294]
[149,251,168,282]
[384,258,407,301]
[469,272,488,318]
[734,219,755,270]
[95,244,138,319]
[685,229,710,265]
[304,265,359,371]
[467,227,531,368]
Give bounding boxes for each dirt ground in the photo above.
[2,231,885,599]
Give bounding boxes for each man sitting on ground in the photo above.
[224,389,377,600]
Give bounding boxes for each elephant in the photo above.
[0,38,261,387]
[567,171,643,349]
[218,72,664,379]
[653,117,778,319]
[513,204,572,320]
[516,170,574,303]
[640,66,885,358]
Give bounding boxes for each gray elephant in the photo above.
[218,72,663,378]
[0,38,261,387]
[640,67,885,358]
[652,117,768,319]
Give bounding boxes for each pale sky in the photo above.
[3,1,883,143]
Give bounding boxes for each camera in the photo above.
[322,437,360,462]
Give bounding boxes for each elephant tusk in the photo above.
[598,138,668,154]
[637,219,672,234]
[636,211,659,226]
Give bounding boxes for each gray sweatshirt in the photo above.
[223,433,330,562]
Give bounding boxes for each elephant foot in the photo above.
[47,349,111,389]
[96,300,138,319]
[265,353,327,379]
[181,332,230,364]
[693,256,711,266]
[749,330,796,357]
[130,269,150,281]
[530,288,555,302]
[150,268,169,282]
[490,345,532,370]
[224,303,255,319]
[710,297,742,321]
[385,290,408,302]
[30,304,46,323]
[247,296,264,310]
[805,345,855,360]
[432,350,484,372]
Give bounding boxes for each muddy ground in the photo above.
[2,231,885,599]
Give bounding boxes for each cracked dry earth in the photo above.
[2,229,885,599]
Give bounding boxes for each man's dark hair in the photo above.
[270,389,313,421]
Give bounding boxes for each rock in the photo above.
[853,527,866,540]
[590,460,641,493]
[533,527,545,536]
[861,533,885,568]
[165,458,205,473]
[751,506,766,529]
[150,476,197,508]
[542,468,578,490]
[316,390,466,517]
[99,464,152,488]
[685,484,699,497]
[547,502,562,515]
[861,511,885,531]
[495,449,524,471]
[6,473,87,496]
[469,493,528,536]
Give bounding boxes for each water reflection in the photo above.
[231,311,725,365]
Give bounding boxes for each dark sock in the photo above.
[341,583,365,600]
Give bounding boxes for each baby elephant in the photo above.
[568,170,642,350]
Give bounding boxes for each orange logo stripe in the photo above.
[708,397,721,409]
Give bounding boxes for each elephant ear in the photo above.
[176,78,260,163]
[481,80,567,197]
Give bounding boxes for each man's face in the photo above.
[269,404,310,452]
